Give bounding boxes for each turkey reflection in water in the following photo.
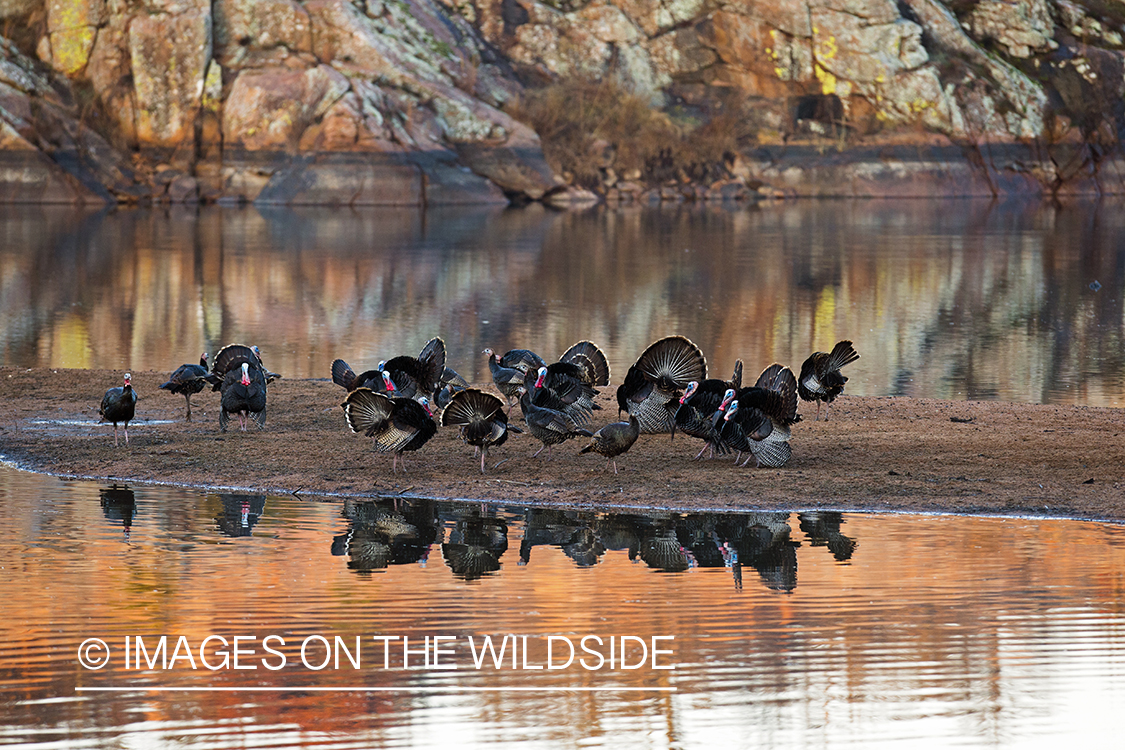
[4,468,1125,748]
[332,498,836,589]
[2,198,1125,406]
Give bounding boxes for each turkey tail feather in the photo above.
[636,335,706,387]
[749,438,792,468]
[332,359,357,390]
[441,389,503,427]
[561,341,611,386]
[418,337,447,389]
[754,364,799,423]
[343,388,394,434]
[212,344,258,375]
[826,340,860,372]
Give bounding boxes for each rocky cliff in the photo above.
[0,0,1122,204]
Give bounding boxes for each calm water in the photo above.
[1,469,1124,748]
[1,199,1124,405]
[3,200,1125,747]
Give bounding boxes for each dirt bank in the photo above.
[2,367,1123,521]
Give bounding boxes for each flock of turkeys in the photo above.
[100,336,860,475]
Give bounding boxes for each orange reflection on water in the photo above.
[2,468,1125,746]
[1,200,1123,405]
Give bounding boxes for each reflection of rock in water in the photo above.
[99,484,136,540]
[798,511,857,562]
[215,494,266,537]
[332,498,439,572]
[442,510,508,580]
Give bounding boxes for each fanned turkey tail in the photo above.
[561,340,611,386]
[332,358,358,390]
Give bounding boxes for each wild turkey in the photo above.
[380,336,446,401]
[673,383,735,459]
[487,341,608,413]
[433,366,469,409]
[342,388,437,473]
[99,372,137,447]
[441,388,520,473]
[579,414,640,474]
[219,361,268,432]
[723,364,801,467]
[498,348,545,374]
[249,346,282,383]
[333,337,445,402]
[798,340,859,421]
[524,364,598,426]
[518,388,593,458]
[616,335,706,434]
[206,344,260,391]
[718,399,779,466]
[671,359,740,455]
[332,358,392,393]
[559,340,611,386]
[159,353,209,421]
[484,348,527,411]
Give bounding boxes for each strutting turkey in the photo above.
[487,341,609,417]
[333,337,446,403]
[674,383,736,459]
[440,388,520,473]
[720,364,801,467]
[524,364,599,427]
[616,335,706,434]
[798,340,859,421]
[672,359,742,457]
[342,388,437,474]
[219,361,268,432]
[205,345,268,432]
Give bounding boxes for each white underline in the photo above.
[76,686,676,693]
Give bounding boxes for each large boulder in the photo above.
[223,64,351,150]
[129,5,213,148]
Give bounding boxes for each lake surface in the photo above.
[3,200,1125,748]
[1,199,1123,405]
[1,469,1125,749]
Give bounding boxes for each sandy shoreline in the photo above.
[3,366,1124,521]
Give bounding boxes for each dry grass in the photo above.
[512,78,754,190]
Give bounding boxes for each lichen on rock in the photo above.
[0,0,1121,202]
